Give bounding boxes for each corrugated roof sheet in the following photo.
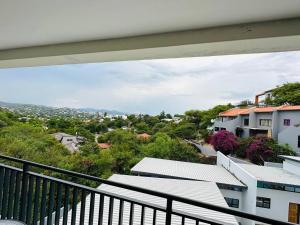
[131,157,245,187]
[238,164,300,186]
[61,175,238,225]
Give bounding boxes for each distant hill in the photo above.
[0,101,127,117]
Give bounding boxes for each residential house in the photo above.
[212,105,300,154]
[63,174,238,225]
[52,132,85,153]
[132,154,300,225]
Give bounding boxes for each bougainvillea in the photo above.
[210,130,239,155]
[246,138,273,165]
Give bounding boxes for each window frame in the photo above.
[283,119,291,126]
[259,119,272,127]
[243,118,249,126]
[224,197,239,208]
[256,197,271,209]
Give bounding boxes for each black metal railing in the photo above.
[0,154,295,225]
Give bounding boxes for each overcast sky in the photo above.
[0,51,300,115]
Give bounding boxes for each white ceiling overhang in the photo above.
[1,0,300,68]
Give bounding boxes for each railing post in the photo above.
[20,163,29,222]
[165,198,173,225]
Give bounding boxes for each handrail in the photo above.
[0,154,295,225]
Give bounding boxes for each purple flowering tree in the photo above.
[246,138,273,165]
[210,130,239,155]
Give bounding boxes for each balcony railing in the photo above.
[0,154,295,225]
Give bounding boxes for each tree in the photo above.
[210,130,239,155]
[245,138,273,165]
[271,82,300,105]
[173,123,197,139]
[159,111,166,120]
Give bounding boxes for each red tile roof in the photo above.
[254,107,278,113]
[219,108,252,116]
[278,105,300,111]
[98,143,111,149]
[137,133,151,139]
[219,105,300,117]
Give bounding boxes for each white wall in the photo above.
[255,113,273,129]
[278,126,300,154]
[213,116,241,134]
[220,189,243,210]
[278,111,300,133]
[217,152,257,225]
[283,159,300,175]
[256,188,300,222]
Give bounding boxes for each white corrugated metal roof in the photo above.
[238,164,300,186]
[131,157,245,187]
[61,174,238,225]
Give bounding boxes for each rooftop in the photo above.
[279,155,300,163]
[64,174,238,225]
[219,105,300,116]
[238,163,300,186]
[131,157,245,188]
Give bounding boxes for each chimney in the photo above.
[255,95,259,105]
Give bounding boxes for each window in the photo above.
[220,127,226,131]
[214,127,220,131]
[256,197,271,208]
[224,197,239,208]
[259,119,272,127]
[244,118,249,126]
[298,136,300,148]
[284,119,291,126]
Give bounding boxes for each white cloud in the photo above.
[0,51,300,114]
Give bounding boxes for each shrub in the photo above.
[245,138,273,165]
[210,130,239,155]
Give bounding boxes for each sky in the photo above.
[0,51,300,115]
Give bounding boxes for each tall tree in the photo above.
[271,82,300,105]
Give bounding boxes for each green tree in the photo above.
[271,82,300,105]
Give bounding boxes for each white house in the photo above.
[212,105,300,154]
[52,132,85,153]
[132,155,300,224]
[63,174,238,225]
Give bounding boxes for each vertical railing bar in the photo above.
[129,203,134,225]
[40,178,48,225]
[2,168,10,219]
[7,170,16,219]
[165,198,173,225]
[26,175,34,224]
[33,176,41,225]
[98,194,104,225]
[0,167,5,215]
[47,181,55,225]
[71,187,78,225]
[79,189,86,225]
[20,163,29,222]
[141,205,145,225]
[118,200,124,225]
[181,216,185,225]
[13,172,21,220]
[63,185,70,225]
[55,182,63,225]
[108,197,114,225]
[88,192,95,225]
[152,209,156,225]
